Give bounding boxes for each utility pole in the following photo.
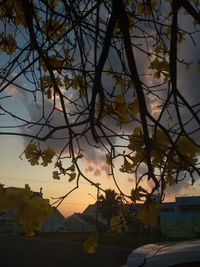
[91,182,101,230]
[95,183,100,230]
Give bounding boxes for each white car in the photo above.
[123,239,200,267]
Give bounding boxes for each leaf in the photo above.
[114,94,129,123]
[153,129,170,149]
[137,202,162,228]
[66,164,75,172]
[0,33,17,54]
[17,196,52,236]
[0,184,52,236]
[40,75,62,98]
[111,216,122,234]
[177,136,200,157]
[128,127,144,152]
[129,98,139,117]
[177,30,186,43]
[77,153,84,159]
[53,171,60,180]
[120,158,133,173]
[83,232,99,254]
[138,3,151,17]
[106,154,112,166]
[0,184,32,211]
[42,19,65,41]
[41,56,65,73]
[41,147,55,166]
[131,186,148,202]
[24,144,40,166]
[137,1,157,17]
[149,57,169,80]
[68,172,76,182]
[165,175,176,186]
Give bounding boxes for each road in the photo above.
[0,234,131,267]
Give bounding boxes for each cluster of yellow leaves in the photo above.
[167,137,200,170]
[0,1,26,26]
[64,74,87,97]
[98,95,139,124]
[0,33,17,54]
[137,201,162,228]
[42,20,66,42]
[17,197,52,236]
[106,69,134,89]
[0,184,52,236]
[24,144,55,166]
[123,128,200,190]
[137,0,157,17]
[53,161,76,182]
[131,186,148,202]
[40,75,62,99]
[120,157,133,173]
[165,175,176,187]
[110,216,123,234]
[0,184,31,211]
[83,232,99,254]
[149,57,169,80]
[40,56,65,74]
[165,26,186,44]
[128,127,144,152]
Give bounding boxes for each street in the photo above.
[0,234,131,267]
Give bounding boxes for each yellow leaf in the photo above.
[53,171,60,180]
[128,127,144,152]
[67,164,75,172]
[137,202,162,228]
[0,184,32,212]
[42,19,65,41]
[129,98,139,117]
[177,136,200,157]
[41,147,55,166]
[0,33,17,54]
[131,186,148,202]
[24,144,40,166]
[68,172,76,182]
[137,1,157,17]
[149,58,169,80]
[165,175,176,186]
[138,3,151,17]
[83,232,99,254]
[177,30,186,43]
[106,154,112,166]
[120,158,133,173]
[114,94,129,123]
[111,216,122,234]
[17,197,52,236]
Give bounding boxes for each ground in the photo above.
[0,233,131,267]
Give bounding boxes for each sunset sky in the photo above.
[1,132,200,218]
[0,133,135,217]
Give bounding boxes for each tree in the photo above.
[99,189,121,227]
[0,0,200,233]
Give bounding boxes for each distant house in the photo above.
[175,196,200,212]
[0,210,21,233]
[40,207,65,232]
[160,196,200,238]
[124,196,200,238]
[64,213,96,233]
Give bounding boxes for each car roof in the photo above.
[127,239,200,267]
